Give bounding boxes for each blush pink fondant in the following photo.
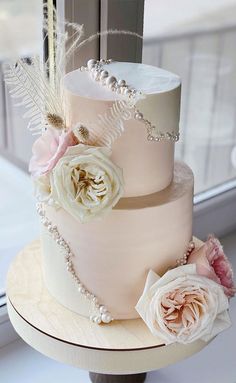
[41,162,193,320]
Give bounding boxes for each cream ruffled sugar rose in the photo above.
[136,235,235,344]
[30,126,124,223]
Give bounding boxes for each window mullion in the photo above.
[100,0,144,62]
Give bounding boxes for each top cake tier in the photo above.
[63,62,181,197]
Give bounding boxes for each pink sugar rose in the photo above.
[188,235,236,298]
[29,127,78,177]
[136,266,231,344]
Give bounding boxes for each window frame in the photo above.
[81,0,236,237]
[194,181,236,239]
[100,0,144,62]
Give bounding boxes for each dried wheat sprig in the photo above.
[46,113,65,129]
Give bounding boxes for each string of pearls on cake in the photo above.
[176,240,195,266]
[36,204,195,324]
[79,59,179,142]
[36,203,113,325]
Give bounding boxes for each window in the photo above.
[0,0,42,168]
[143,0,236,197]
[0,1,42,334]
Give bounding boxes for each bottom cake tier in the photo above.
[41,161,194,320]
[6,241,210,373]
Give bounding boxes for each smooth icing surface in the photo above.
[111,121,175,197]
[63,62,181,197]
[64,62,180,100]
[42,162,193,320]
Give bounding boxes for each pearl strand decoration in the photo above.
[79,59,139,100]
[176,240,195,266]
[36,203,113,325]
[79,59,180,142]
[133,108,180,142]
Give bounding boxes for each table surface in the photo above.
[6,240,209,375]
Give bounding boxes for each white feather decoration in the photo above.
[89,97,142,147]
[4,57,66,134]
[4,2,143,147]
[4,5,85,135]
[5,59,46,134]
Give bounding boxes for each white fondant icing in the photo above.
[64,62,180,100]
[41,162,193,320]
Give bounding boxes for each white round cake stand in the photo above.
[6,241,209,383]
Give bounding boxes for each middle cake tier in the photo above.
[41,161,193,320]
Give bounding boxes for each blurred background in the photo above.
[143,0,236,194]
[0,1,236,381]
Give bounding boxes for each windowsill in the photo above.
[0,231,235,383]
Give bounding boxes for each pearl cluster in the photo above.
[176,241,195,266]
[80,58,180,142]
[80,59,140,98]
[36,203,113,325]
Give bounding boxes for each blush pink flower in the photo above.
[136,266,231,344]
[29,128,78,177]
[188,235,236,298]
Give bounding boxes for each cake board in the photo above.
[6,241,209,382]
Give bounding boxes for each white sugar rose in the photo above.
[136,265,231,345]
[50,144,124,222]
